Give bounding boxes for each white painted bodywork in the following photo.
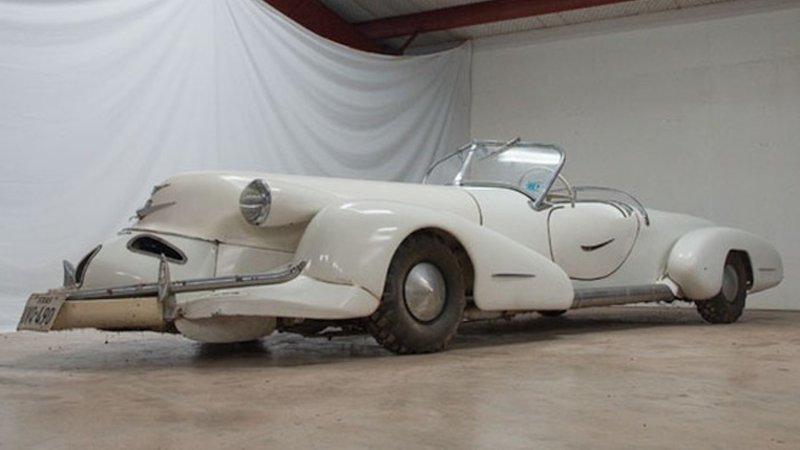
[548,203,640,280]
[294,200,573,311]
[667,227,783,299]
[81,232,218,288]
[177,275,378,320]
[58,141,782,342]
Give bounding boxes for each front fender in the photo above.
[666,227,783,300]
[294,201,574,311]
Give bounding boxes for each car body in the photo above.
[18,139,783,353]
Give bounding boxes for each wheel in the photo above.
[695,253,747,324]
[538,310,567,318]
[366,233,466,354]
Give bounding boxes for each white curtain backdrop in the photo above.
[0,0,471,330]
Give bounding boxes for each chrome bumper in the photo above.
[49,258,307,331]
[67,258,306,301]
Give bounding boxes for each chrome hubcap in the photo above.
[404,262,446,322]
[721,265,739,303]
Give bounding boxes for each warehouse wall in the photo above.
[471,1,800,309]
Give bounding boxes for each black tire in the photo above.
[366,233,466,354]
[538,310,567,318]
[695,253,747,324]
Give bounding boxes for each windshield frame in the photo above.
[423,138,566,210]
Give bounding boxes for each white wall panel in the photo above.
[472,2,800,309]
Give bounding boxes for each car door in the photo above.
[547,202,640,280]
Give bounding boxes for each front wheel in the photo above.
[695,253,748,324]
[366,233,466,354]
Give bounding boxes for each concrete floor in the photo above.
[1,307,798,450]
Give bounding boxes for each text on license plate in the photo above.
[17,292,67,332]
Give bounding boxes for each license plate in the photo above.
[17,292,67,331]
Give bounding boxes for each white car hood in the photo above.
[131,172,481,250]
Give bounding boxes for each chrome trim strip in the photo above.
[150,183,171,195]
[135,200,176,220]
[65,261,307,301]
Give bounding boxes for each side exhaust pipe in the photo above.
[571,284,674,309]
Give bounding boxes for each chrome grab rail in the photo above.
[572,186,650,226]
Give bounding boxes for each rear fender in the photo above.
[666,227,782,300]
[294,201,573,311]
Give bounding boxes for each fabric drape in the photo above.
[0,0,471,329]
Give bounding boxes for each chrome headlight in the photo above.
[239,179,271,226]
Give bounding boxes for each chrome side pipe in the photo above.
[571,284,674,309]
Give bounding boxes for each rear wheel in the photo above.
[367,233,465,354]
[695,253,747,324]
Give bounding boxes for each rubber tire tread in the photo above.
[366,233,465,354]
[695,253,747,324]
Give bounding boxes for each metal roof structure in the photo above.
[264,0,734,54]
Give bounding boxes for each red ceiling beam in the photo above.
[263,0,383,53]
[356,0,636,40]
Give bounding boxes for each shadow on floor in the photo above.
[2,307,784,372]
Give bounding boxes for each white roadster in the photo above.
[18,139,783,354]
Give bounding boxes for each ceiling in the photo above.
[264,0,735,54]
[320,0,730,49]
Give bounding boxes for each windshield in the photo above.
[424,139,565,209]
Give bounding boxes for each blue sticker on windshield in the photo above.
[526,181,540,192]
